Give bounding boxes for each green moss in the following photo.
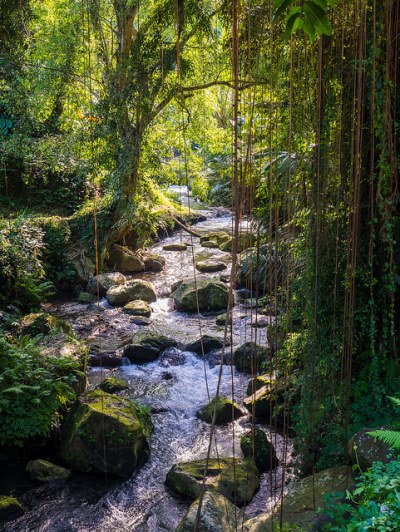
[19,312,73,337]
[199,396,243,424]
[0,496,20,510]
[98,377,129,393]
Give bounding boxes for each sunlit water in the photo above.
[5,208,292,532]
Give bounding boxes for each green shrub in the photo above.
[321,459,400,531]
[0,335,80,447]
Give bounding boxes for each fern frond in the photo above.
[368,430,400,450]
[388,396,400,409]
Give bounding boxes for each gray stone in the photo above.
[173,277,228,312]
[108,244,145,272]
[26,459,71,482]
[87,272,126,296]
[106,280,157,305]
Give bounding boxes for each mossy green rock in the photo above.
[243,383,286,425]
[173,277,228,312]
[243,466,349,531]
[175,490,245,532]
[123,332,177,364]
[98,377,129,393]
[198,396,244,425]
[186,335,228,355]
[60,390,152,478]
[143,253,166,272]
[200,231,231,246]
[26,459,71,482]
[0,495,23,523]
[196,261,227,273]
[162,243,187,251]
[78,291,96,304]
[240,428,278,472]
[234,342,268,373]
[348,427,393,471]
[216,313,231,326]
[201,240,219,249]
[106,279,157,305]
[246,374,276,396]
[219,233,254,253]
[87,272,126,296]
[108,244,145,272]
[166,457,260,506]
[123,299,151,317]
[18,312,73,337]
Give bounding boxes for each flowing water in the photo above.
[5,207,292,532]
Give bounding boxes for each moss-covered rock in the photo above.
[143,253,166,272]
[243,466,349,531]
[162,243,187,251]
[108,244,145,272]
[198,396,244,424]
[234,342,269,373]
[186,335,228,355]
[18,312,73,337]
[216,313,231,326]
[219,233,255,253]
[200,231,231,246]
[348,427,393,471]
[87,272,126,296]
[106,280,157,306]
[201,240,219,249]
[60,390,152,478]
[173,277,228,312]
[123,332,177,364]
[246,374,276,396]
[78,291,96,304]
[196,261,227,273]
[175,490,245,532]
[123,300,151,317]
[26,459,71,482]
[166,457,260,506]
[0,495,23,523]
[68,248,95,285]
[243,383,286,426]
[98,377,129,393]
[240,428,278,472]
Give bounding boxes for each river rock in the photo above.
[162,243,187,251]
[186,335,228,355]
[0,496,23,524]
[234,342,269,373]
[243,466,349,531]
[98,377,129,393]
[196,260,227,273]
[175,490,244,532]
[246,373,276,396]
[26,459,71,482]
[219,233,254,253]
[123,332,178,364]
[173,277,228,312]
[108,244,145,272]
[243,383,286,426]
[240,428,278,472]
[201,240,219,248]
[78,291,96,304]
[68,249,95,285]
[87,272,126,296]
[200,231,231,247]
[348,427,393,471]
[166,457,260,506]
[106,280,157,305]
[89,353,123,367]
[123,299,151,317]
[198,396,244,424]
[143,253,166,272]
[131,316,152,326]
[18,312,73,337]
[60,390,152,478]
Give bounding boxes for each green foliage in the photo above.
[0,216,54,311]
[274,0,333,41]
[0,335,80,447]
[321,460,400,531]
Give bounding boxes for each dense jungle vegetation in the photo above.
[0,0,399,530]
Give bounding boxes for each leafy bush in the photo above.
[0,335,80,447]
[0,216,54,311]
[321,460,400,531]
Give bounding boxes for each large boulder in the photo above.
[196,261,227,273]
[243,466,350,531]
[246,373,276,396]
[87,272,126,296]
[26,459,71,482]
[123,332,177,364]
[68,249,95,285]
[200,231,231,247]
[240,428,279,472]
[198,396,244,425]
[186,335,228,355]
[348,427,393,471]
[234,342,269,373]
[0,496,23,524]
[166,458,260,506]
[106,280,157,306]
[60,390,152,478]
[108,244,145,272]
[219,233,255,253]
[176,490,244,532]
[243,382,286,426]
[123,300,151,317]
[143,253,166,272]
[173,277,228,312]
[18,312,73,337]
[98,377,129,393]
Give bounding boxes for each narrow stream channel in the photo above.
[5,208,292,532]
